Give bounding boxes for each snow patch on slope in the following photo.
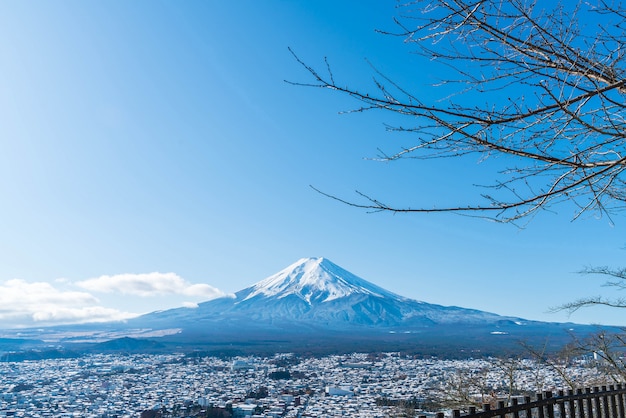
[242,257,406,304]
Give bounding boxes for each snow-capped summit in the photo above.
[139,257,525,330]
[241,257,405,304]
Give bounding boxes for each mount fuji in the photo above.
[114,257,595,354]
[4,257,600,356]
[136,257,516,328]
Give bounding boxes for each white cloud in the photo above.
[0,279,137,328]
[31,306,134,323]
[76,272,227,299]
[0,272,228,328]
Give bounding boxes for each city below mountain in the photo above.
[0,257,609,357]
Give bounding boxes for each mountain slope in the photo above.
[137,257,530,330]
[7,257,601,356]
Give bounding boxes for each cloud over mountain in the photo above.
[0,271,229,329]
[0,279,136,327]
[76,272,227,299]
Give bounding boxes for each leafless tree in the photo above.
[290,0,626,223]
[438,357,530,410]
[565,330,626,383]
[522,341,581,390]
[439,364,497,410]
[559,266,626,313]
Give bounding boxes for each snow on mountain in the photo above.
[240,257,407,304]
[115,256,611,355]
[138,257,528,330]
[10,257,599,354]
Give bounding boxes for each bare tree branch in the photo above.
[553,266,626,313]
[289,0,626,222]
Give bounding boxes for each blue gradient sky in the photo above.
[0,1,624,328]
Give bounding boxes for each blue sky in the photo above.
[0,1,624,328]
